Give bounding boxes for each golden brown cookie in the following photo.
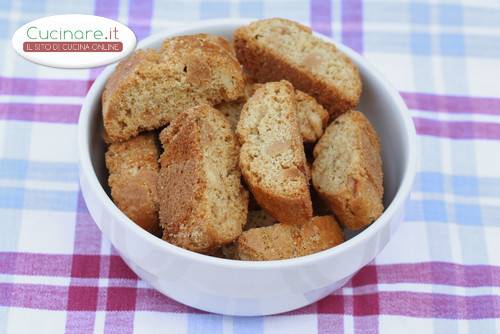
[231,216,344,260]
[158,105,248,253]
[234,18,361,118]
[105,133,160,234]
[102,35,245,142]
[236,81,312,225]
[312,110,384,230]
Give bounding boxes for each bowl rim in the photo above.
[78,18,417,270]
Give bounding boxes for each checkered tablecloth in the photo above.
[1,0,500,333]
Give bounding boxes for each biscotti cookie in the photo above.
[295,89,329,142]
[218,83,329,143]
[234,18,362,117]
[312,110,384,230]
[253,83,329,143]
[182,33,237,58]
[160,34,237,61]
[102,35,245,142]
[158,105,248,253]
[236,81,312,225]
[105,133,160,234]
[230,216,344,260]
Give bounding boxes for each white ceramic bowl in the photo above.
[78,19,417,316]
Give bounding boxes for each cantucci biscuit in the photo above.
[236,81,312,225]
[158,105,248,253]
[234,18,361,117]
[105,133,160,234]
[102,35,245,142]
[217,82,329,143]
[312,110,384,230]
[231,216,344,260]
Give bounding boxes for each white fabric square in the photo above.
[365,53,415,92]
[379,315,434,334]
[133,312,187,334]
[7,308,67,334]
[474,140,500,178]
[17,210,76,254]
[377,220,431,264]
[29,123,78,163]
[264,314,317,334]
[466,58,500,97]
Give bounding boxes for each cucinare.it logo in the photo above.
[12,14,137,68]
